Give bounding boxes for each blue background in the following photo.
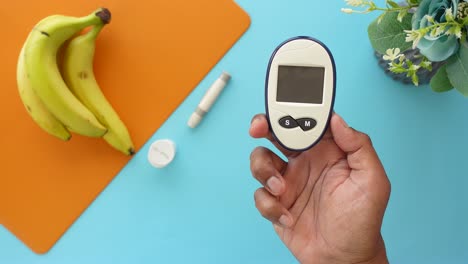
[2,0,468,263]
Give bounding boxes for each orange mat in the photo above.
[0,0,250,254]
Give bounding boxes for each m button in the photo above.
[297,118,317,131]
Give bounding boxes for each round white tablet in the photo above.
[147,139,176,169]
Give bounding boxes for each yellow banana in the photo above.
[23,8,111,137]
[62,24,135,155]
[17,43,71,141]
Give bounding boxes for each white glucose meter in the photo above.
[265,36,336,151]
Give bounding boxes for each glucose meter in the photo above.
[265,36,336,151]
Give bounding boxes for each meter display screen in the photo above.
[276,65,325,104]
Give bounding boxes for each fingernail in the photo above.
[267,176,283,195]
[249,117,258,135]
[251,116,261,125]
[336,114,349,128]
[279,214,293,228]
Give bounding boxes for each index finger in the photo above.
[249,114,300,158]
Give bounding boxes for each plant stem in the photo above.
[420,21,462,32]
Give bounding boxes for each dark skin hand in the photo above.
[249,113,391,264]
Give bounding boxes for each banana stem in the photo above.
[86,23,105,40]
[96,8,111,25]
[71,8,110,34]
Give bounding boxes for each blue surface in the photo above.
[2,0,468,263]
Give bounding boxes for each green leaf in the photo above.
[447,43,468,96]
[421,62,432,71]
[411,72,419,86]
[377,13,386,24]
[397,10,408,22]
[387,1,400,8]
[407,0,422,4]
[430,65,453,93]
[391,67,407,73]
[367,11,413,54]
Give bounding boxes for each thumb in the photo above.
[330,113,383,172]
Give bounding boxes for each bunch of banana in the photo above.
[16,8,135,156]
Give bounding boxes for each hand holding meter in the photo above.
[265,36,336,151]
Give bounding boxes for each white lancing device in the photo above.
[188,72,231,128]
[265,36,336,151]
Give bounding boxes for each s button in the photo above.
[279,116,299,129]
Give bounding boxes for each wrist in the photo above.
[351,237,389,264]
[360,236,389,264]
[302,236,389,264]
[358,247,389,264]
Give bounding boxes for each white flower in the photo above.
[455,28,462,39]
[404,30,423,49]
[383,48,402,61]
[345,0,364,6]
[445,25,463,38]
[453,26,462,39]
[445,7,455,21]
[430,25,446,38]
[341,8,354,14]
[435,25,446,36]
[425,15,435,24]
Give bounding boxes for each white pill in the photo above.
[147,139,176,169]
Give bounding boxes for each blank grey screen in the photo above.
[276,65,325,104]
